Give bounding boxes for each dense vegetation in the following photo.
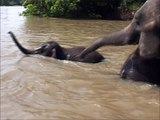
[0,0,23,6]
[22,0,146,19]
[1,0,146,19]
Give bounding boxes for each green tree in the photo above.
[23,0,80,17]
[0,0,23,6]
[22,0,146,19]
[121,0,146,10]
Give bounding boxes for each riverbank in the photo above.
[22,0,144,20]
[1,1,142,20]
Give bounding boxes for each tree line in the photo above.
[1,0,146,20]
[22,0,146,19]
[0,0,23,6]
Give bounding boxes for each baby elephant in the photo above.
[8,31,104,63]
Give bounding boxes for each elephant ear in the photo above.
[51,49,57,58]
[138,15,160,58]
[142,15,160,32]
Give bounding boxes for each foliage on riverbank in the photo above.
[22,0,146,20]
[0,0,23,6]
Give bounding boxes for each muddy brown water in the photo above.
[1,6,159,120]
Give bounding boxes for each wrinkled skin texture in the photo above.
[121,16,160,85]
[79,0,160,85]
[120,48,160,85]
[139,15,160,58]
[8,31,104,63]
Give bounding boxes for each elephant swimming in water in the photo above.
[78,0,160,85]
[8,31,104,63]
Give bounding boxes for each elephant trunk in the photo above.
[8,31,40,55]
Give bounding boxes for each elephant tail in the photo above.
[8,31,39,55]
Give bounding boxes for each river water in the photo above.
[1,6,159,120]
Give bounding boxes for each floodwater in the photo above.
[1,6,159,120]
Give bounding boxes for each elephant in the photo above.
[78,0,160,85]
[8,31,104,63]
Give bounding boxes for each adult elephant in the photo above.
[78,0,160,85]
